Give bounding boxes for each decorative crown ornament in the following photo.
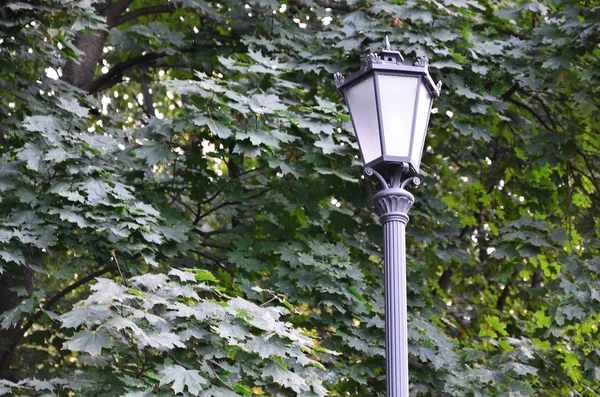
[364,53,383,66]
[414,57,429,67]
[333,72,345,88]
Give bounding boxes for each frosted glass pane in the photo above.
[378,75,418,158]
[410,82,433,172]
[346,76,381,164]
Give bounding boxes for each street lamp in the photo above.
[334,37,441,397]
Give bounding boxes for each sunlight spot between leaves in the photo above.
[446,301,452,307]
[45,67,60,80]
[201,139,215,155]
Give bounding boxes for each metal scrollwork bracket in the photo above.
[364,164,420,193]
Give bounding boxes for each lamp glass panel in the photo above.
[377,74,419,158]
[410,81,433,172]
[345,76,381,164]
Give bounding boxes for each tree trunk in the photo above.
[0,266,34,379]
[0,1,121,379]
[61,0,131,90]
[62,29,109,90]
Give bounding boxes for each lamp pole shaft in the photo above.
[373,185,414,397]
[383,217,409,397]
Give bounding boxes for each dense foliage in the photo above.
[1,0,599,395]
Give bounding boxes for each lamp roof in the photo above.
[334,36,442,98]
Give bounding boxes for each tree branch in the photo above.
[106,0,134,22]
[88,51,168,94]
[504,96,554,132]
[41,267,111,313]
[2,267,111,369]
[501,82,520,101]
[141,81,155,117]
[196,189,269,222]
[496,283,511,311]
[109,4,177,28]
[190,249,234,277]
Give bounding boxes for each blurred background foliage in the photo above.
[0,0,600,395]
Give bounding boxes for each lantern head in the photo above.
[335,37,442,174]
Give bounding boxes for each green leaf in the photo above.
[249,94,287,114]
[246,336,286,359]
[194,269,217,283]
[534,310,551,328]
[262,363,309,393]
[315,135,338,155]
[81,178,108,203]
[159,365,208,396]
[193,116,233,139]
[57,96,89,118]
[64,329,111,356]
[135,142,175,165]
[0,249,26,266]
[17,143,43,171]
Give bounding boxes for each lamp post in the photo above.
[334,37,441,397]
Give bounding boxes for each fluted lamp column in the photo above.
[334,37,441,396]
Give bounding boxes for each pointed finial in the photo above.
[379,36,404,64]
